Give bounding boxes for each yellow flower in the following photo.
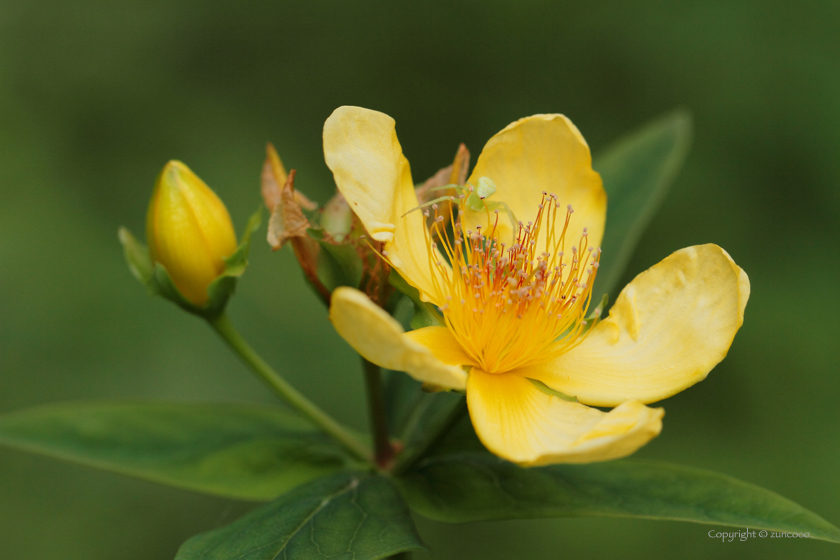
[324,106,750,467]
[146,161,238,306]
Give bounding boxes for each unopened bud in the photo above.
[146,161,237,305]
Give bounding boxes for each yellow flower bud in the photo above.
[146,161,237,306]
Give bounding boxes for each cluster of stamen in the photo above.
[422,189,600,374]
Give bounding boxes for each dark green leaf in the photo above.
[176,471,426,560]
[309,228,364,291]
[384,370,464,442]
[592,111,692,298]
[384,370,426,435]
[398,452,840,543]
[384,370,469,476]
[389,270,444,329]
[0,401,352,501]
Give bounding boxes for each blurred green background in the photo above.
[1,0,838,558]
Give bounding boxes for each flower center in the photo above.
[424,188,600,374]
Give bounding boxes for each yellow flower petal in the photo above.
[404,326,477,369]
[520,244,750,407]
[329,287,467,390]
[463,114,606,249]
[323,106,446,304]
[467,369,663,466]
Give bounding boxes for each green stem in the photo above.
[209,313,371,463]
[391,397,467,476]
[362,358,394,468]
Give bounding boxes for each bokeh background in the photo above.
[1,1,838,558]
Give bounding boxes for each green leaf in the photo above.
[176,471,426,560]
[387,375,464,444]
[389,270,445,329]
[0,401,352,501]
[592,110,692,298]
[309,227,364,291]
[398,452,840,543]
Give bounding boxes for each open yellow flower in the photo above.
[324,106,750,467]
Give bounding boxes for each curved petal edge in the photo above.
[329,287,467,390]
[467,370,663,466]
[520,244,750,407]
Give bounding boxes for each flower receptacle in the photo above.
[261,143,393,309]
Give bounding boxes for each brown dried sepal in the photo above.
[260,149,331,303]
[261,142,317,213]
[266,169,312,250]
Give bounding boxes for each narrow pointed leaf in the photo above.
[204,207,262,318]
[398,452,840,543]
[176,471,426,560]
[0,402,351,501]
[592,111,692,297]
[118,227,155,287]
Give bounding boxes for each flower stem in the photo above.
[362,358,394,468]
[209,313,371,463]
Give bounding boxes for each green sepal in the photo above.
[118,207,262,320]
[203,206,262,317]
[118,227,155,288]
[308,227,364,292]
[176,471,427,560]
[117,226,194,313]
[526,378,578,402]
[389,270,445,328]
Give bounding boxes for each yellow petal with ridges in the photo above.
[463,114,606,250]
[519,244,750,407]
[329,287,467,390]
[323,106,446,304]
[466,370,663,466]
[404,326,477,369]
[146,161,237,306]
